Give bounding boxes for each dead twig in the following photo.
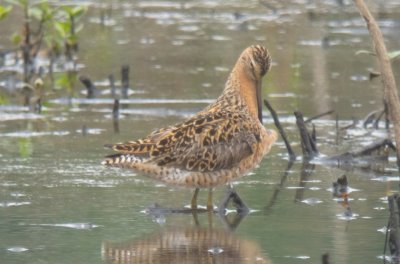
[353,138,395,157]
[294,111,318,160]
[369,70,381,80]
[363,110,380,128]
[374,109,385,129]
[340,118,358,131]
[79,75,97,99]
[322,139,394,169]
[263,99,296,161]
[304,110,334,123]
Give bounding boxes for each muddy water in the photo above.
[1,1,400,263]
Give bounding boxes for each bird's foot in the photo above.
[218,185,249,215]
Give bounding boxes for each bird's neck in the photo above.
[223,68,260,120]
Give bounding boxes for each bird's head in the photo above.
[239,45,271,81]
[232,45,271,123]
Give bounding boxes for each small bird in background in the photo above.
[102,45,278,211]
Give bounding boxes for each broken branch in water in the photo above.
[352,138,395,157]
[363,109,381,128]
[112,99,119,120]
[322,253,329,264]
[263,99,296,161]
[369,70,381,80]
[340,118,358,131]
[353,0,400,168]
[294,111,318,160]
[322,138,395,170]
[79,75,97,99]
[386,194,400,262]
[374,109,385,129]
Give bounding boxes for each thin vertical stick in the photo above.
[113,99,120,133]
[121,65,130,99]
[335,114,339,145]
[387,194,400,262]
[108,74,116,99]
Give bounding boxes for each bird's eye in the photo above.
[249,61,255,70]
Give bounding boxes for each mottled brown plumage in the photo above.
[102,45,278,207]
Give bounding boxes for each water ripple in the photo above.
[49,97,213,105]
[0,201,31,207]
[23,223,99,230]
[0,131,70,138]
[301,198,323,206]
[7,247,29,253]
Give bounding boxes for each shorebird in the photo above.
[102,45,278,211]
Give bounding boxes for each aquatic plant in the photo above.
[0,0,87,108]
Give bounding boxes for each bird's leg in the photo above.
[192,210,200,226]
[191,188,199,210]
[207,188,213,211]
[230,189,249,214]
[207,209,213,228]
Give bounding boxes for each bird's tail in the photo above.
[103,139,155,155]
[101,154,143,167]
[102,153,187,185]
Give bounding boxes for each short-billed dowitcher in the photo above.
[102,45,278,210]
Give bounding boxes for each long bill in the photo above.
[256,80,263,124]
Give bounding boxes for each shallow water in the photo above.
[1,1,400,263]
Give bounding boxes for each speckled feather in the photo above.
[102,45,278,188]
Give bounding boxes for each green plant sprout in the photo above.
[0,0,87,108]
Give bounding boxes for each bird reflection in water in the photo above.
[102,213,270,264]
